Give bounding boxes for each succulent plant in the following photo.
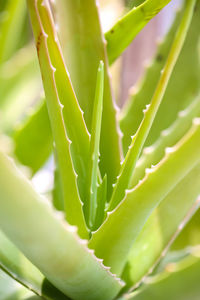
[0,0,200,299]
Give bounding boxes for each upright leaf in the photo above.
[109,0,196,211]
[106,0,171,64]
[14,100,53,173]
[85,61,104,229]
[27,0,88,238]
[131,95,200,187]
[0,0,26,63]
[35,0,90,203]
[56,0,121,198]
[120,2,200,154]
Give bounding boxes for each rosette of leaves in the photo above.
[0,0,200,300]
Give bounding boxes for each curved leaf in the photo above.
[0,151,124,300]
[27,0,88,237]
[89,118,200,276]
[109,0,196,210]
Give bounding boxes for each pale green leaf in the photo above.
[34,0,90,203]
[0,0,26,64]
[89,118,200,276]
[27,0,88,238]
[130,254,200,300]
[0,151,124,300]
[85,61,104,229]
[109,0,196,211]
[122,164,200,288]
[55,0,121,198]
[93,175,107,232]
[106,0,171,65]
[14,100,53,173]
[0,231,69,299]
[131,95,200,187]
[120,2,200,154]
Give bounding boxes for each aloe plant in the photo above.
[0,0,200,299]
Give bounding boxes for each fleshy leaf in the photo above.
[93,175,107,232]
[0,44,41,133]
[85,61,104,229]
[122,164,200,288]
[106,0,171,65]
[14,100,53,173]
[120,1,200,154]
[129,253,200,300]
[108,0,196,211]
[27,0,88,238]
[131,95,200,187]
[0,151,124,300]
[55,0,121,198]
[0,231,69,299]
[0,0,26,63]
[89,118,200,276]
[171,208,200,251]
[34,0,91,203]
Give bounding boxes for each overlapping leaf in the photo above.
[108,0,195,211]
[0,151,124,300]
[89,117,200,276]
[27,0,88,237]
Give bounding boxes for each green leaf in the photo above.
[27,0,88,238]
[130,253,200,300]
[14,100,53,173]
[108,0,196,211]
[0,0,26,64]
[131,95,200,187]
[0,269,34,300]
[0,151,124,300]
[89,118,200,276]
[55,0,121,198]
[120,1,200,154]
[122,164,200,288]
[171,208,200,251]
[106,0,171,65]
[93,175,107,232]
[0,44,41,133]
[0,230,69,300]
[85,61,104,229]
[35,0,91,203]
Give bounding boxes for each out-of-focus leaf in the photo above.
[0,44,41,133]
[89,118,200,276]
[0,269,34,300]
[106,0,171,64]
[14,100,53,173]
[0,0,26,63]
[0,151,124,300]
[109,0,195,210]
[120,2,200,154]
[0,230,69,300]
[129,253,200,300]
[122,164,200,288]
[171,208,200,251]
